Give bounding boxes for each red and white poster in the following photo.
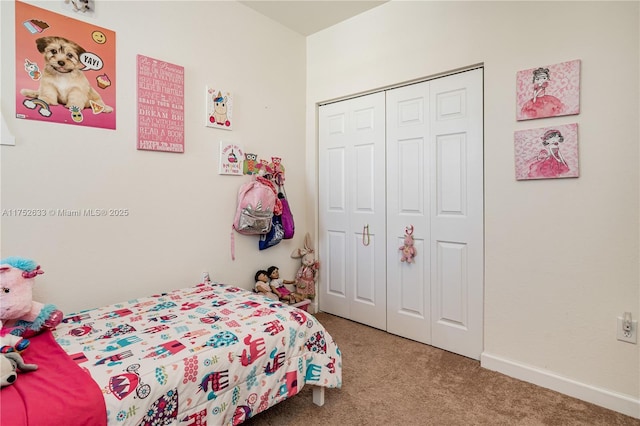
[15,1,116,129]
[137,55,184,153]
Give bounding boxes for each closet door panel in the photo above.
[319,92,386,330]
[398,139,423,213]
[430,68,484,360]
[326,231,347,298]
[437,133,466,216]
[397,235,427,315]
[348,94,387,330]
[435,241,468,326]
[326,148,346,212]
[386,81,432,344]
[354,233,376,303]
[319,106,351,318]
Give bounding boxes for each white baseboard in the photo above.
[481,352,640,419]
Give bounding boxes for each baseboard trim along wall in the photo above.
[481,352,640,420]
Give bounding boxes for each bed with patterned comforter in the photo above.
[51,281,342,425]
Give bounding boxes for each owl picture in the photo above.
[243,153,258,175]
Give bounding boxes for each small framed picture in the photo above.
[514,123,579,180]
[219,141,243,175]
[206,87,233,130]
[516,60,580,121]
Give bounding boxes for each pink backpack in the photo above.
[233,176,281,235]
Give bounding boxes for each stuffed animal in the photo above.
[0,257,63,338]
[0,351,37,387]
[0,321,30,353]
[291,233,319,299]
[399,225,416,263]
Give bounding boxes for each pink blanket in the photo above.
[0,330,106,426]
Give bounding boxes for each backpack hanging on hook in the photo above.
[232,176,281,235]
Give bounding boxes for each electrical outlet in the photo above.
[617,317,637,344]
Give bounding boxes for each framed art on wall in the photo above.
[15,1,116,129]
[516,59,580,121]
[514,123,579,180]
[206,87,233,130]
[137,55,184,153]
[219,141,244,175]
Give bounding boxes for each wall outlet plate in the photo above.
[617,317,637,344]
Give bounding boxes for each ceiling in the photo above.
[239,1,388,36]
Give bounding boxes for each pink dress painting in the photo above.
[514,123,579,180]
[516,60,580,121]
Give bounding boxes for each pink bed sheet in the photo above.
[0,330,107,426]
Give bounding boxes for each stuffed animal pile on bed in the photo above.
[0,256,63,387]
[0,327,37,387]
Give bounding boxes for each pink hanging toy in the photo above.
[399,225,416,263]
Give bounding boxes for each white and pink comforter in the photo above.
[53,282,342,425]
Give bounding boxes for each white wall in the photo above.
[1,1,308,312]
[305,0,639,418]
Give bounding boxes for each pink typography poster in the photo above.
[137,55,184,153]
[15,1,116,129]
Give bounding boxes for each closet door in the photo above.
[318,93,387,330]
[386,69,484,359]
[429,69,483,360]
[386,81,432,344]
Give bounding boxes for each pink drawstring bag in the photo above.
[279,189,295,239]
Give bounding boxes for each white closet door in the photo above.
[318,92,387,330]
[429,69,484,359]
[319,68,484,359]
[386,81,432,344]
[386,69,484,360]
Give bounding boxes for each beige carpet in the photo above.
[244,312,639,426]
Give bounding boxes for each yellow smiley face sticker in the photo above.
[92,31,106,44]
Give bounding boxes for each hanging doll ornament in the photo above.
[399,225,416,263]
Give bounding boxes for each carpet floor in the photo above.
[243,312,639,425]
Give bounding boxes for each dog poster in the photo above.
[514,123,579,180]
[15,1,116,130]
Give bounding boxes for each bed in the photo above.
[1,281,342,425]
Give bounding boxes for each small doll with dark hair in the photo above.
[267,266,304,304]
[254,270,278,301]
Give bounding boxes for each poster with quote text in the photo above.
[137,55,184,153]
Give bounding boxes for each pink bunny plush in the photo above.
[291,233,319,299]
[399,226,416,263]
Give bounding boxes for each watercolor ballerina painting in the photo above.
[516,60,580,121]
[514,123,579,180]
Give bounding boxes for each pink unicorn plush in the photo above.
[0,257,63,337]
